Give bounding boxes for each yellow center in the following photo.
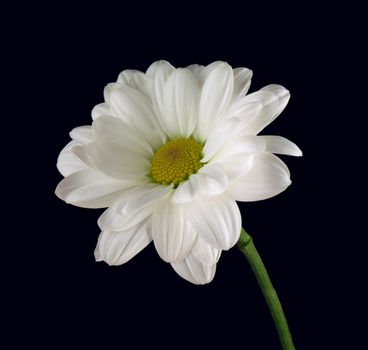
[151,138,204,186]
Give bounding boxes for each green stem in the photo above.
[237,228,295,350]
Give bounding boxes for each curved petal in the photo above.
[107,84,152,124]
[186,63,204,77]
[197,61,224,87]
[214,154,254,182]
[172,164,229,204]
[122,183,174,215]
[95,219,152,266]
[57,141,88,177]
[91,102,113,120]
[117,69,150,98]
[108,84,153,124]
[184,195,241,250]
[171,253,216,285]
[57,127,95,177]
[152,197,197,262]
[197,163,229,198]
[93,115,153,157]
[232,67,252,101]
[69,126,94,144]
[98,181,153,217]
[171,174,200,204]
[227,152,291,201]
[146,60,175,78]
[213,135,265,160]
[259,136,302,156]
[55,169,127,208]
[103,83,120,103]
[192,235,221,266]
[90,116,152,180]
[105,84,164,149]
[227,100,263,134]
[98,194,155,231]
[209,135,264,181]
[160,68,200,138]
[261,84,290,112]
[85,141,150,180]
[71,130,151,182]
[146,60,175,130]
[243,85,290,135]
[71,143,94,168]
[196,62,234,141]
[201,117,240,163]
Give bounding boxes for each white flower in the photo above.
[55,61,302,285]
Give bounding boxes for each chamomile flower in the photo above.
[55,61,301,284]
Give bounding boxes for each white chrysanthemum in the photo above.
[55,61,302,285]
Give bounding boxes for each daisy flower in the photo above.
[55,60,302,284]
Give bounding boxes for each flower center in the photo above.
[151,138,204,186]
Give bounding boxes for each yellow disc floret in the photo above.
[151,138,204,186]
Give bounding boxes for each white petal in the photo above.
[75,192,128,209]
[122,183,174,215]
[172,164,230,204]
[227,152,291,201]
[152,197,197,262]
[184,195,241,250]
[243,85,290,135]
[146,60,175,78]
[201,117,240,162]
[93,115,153,157]
[109,84,152,123]
[103,83,120,103]
[117,69,150,98]
[69,126,94,144]
[98,193,154,231]
[227,99,263,134]
[57,141,88,177]
[57,127,95,177]
[85,141,150,180]
[196,62,234,140]
[106,84,164,149]
[95,219,151,266]
[197,61,224,86]
[232,67,252,101]
[104,182,152,215]
[161,68,200,138]
[146,60,175,130]
[171,253,216,285]
[213,135,265,160]
[186,64,204,76]
[107,84,152,125]
[91,115,152,179]
[192,235,221,266]
[214,154,254,182]
[260,136,302,156]
[261,84,290,110]
[197,163,229,197]
[91,102,112,120]
[171,174,200,204]
[55,169,127,208]
[71,143,93,167]
[209,135,264,181]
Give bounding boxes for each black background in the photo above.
[5,2,362,349]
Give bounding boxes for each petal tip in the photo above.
[94,249,102,262]
[54,183,65,201]
[295,148,303,157]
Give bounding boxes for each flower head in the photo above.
[55,61,302,284]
